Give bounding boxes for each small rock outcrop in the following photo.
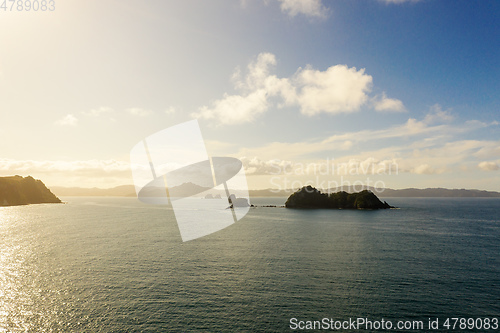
[204,193,222,199]
[285,185,393,209]
[0,175,62,206]
[228,194,250,207]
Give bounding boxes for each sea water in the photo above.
[0,197,499,332]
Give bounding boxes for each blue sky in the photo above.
[0,0,498,190]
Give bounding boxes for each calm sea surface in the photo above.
[0,197,499,332]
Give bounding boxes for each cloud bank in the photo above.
[194,53,404,125]
[127,108,153,117]
[478,161,499,171]
[277,0,329,18]
[230,107,499,178]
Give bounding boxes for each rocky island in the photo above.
[0,175,62,206]
[285,185,394,209]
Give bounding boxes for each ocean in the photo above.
[0,197,499,332]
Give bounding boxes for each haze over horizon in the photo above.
[1,0,498,191]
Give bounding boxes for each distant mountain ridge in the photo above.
[0,175,62,206]
[50,184,500,198]
[51,185,137,197]
[370,187,500,198]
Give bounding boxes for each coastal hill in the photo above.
[0,176,62,206]
[285,185,393,209]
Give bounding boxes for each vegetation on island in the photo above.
[0,175,62,206]
[285,185,394,209]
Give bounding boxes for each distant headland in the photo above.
[0,176,62,207]
[285,185,394,209]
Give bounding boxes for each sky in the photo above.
[0,0,499,190]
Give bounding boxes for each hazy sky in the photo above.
[0,0,498,190]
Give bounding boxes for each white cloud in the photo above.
[240,52,277,90]
[423,104,454,124]
[478,161,499,171]
[322,106,491,146]
[127,108,152,117]
[411,164,446,175]
[372,92,406,112]
[165,106,176,115]
[246,0,416,19]
[196,52,398,125]
[194,53,279,125]
[55,114,78,126]
[194,90,269,125]
[83,106,114,117]
[474,143,500,159]
[294,65,373,115]
[277,0,328,18]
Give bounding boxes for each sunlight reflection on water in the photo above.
[0,198,498,331]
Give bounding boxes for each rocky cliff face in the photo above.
[0,175,62,206]
[285,185,393,209]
